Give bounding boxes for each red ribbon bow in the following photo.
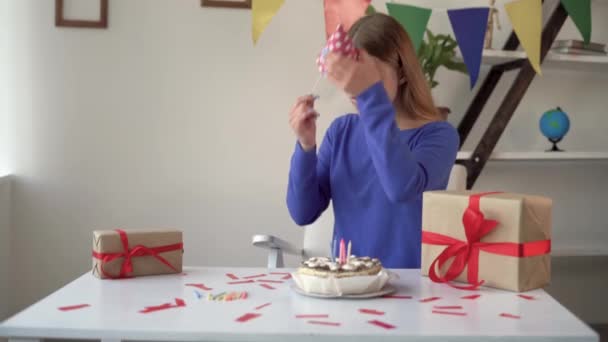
[92,229,183,279]
[423,192,551,290]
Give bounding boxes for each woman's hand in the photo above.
[289,95,319,151]
[324,50,382,98]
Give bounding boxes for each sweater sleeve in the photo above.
[286,123,335,226]
[356,82,459,203]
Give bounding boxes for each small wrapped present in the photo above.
[92,229,183,279]
[421,191,552,292]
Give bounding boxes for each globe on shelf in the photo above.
[539,107,570,152]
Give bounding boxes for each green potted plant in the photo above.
[417,30,468,118]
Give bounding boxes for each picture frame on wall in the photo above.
[55,0,108,29]
[201,0,252,9]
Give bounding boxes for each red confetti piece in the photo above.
[257,279,283,284]
[185,283,212,291]
[296,314,329,319]
[432,310,467,316]
[382,295,412,299]
[236,312,262,323]
[308,320,341,326]
[419,297,441,303]
[139,298,185,314]
[226,273,239,280]
[500,313,521,319]
[433,306,463,310]
[228,280,255,285]
[259,283,276,290]
[282,274,292,280]
[270,272,290,275]
[255,302,272,310]
[518,294,535,300]
[368,319,396,330]
[58,304,90,311]
[359,308,385,316]
[243,274,267,279]
[181,273,188,276]
[461,294,481,300]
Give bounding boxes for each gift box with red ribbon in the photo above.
[421,191,552,292]
[92,229,183,279]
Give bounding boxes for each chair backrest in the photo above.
[301,164,467,259]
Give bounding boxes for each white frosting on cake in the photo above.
[301,256,381,272]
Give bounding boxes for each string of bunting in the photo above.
[251,0,592,88]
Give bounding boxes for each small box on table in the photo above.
[92,229,183,279]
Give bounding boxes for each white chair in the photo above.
[252,164,468,268]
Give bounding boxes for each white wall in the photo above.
[1,0,11,177]
[5,0,608,323]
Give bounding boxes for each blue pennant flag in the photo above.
[447,7,490,88]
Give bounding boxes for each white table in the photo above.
[0,267,598,342]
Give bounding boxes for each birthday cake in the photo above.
[297,256,383,278]
[292,255,390,296]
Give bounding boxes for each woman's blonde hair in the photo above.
[348,13,440,121]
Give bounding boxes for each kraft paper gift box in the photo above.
[92,229,183,279]
[421,191,552,292]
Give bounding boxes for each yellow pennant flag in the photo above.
[252,0,285,44]
[505,0,542,75]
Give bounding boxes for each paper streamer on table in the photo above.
[252,0,285,44]
[447,7,489,88]
[560,0,591,44]
[323,0,370,39]
[386,2,432,53]
[505,0,542,75]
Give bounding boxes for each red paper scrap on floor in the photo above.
[236,312,262,323]
[228,280,255,285]
[308,320,341,326]
[296,314,329,319]
[382,295,412,299]
[185,283,212,291]
[359,308,385,315]
[500,313,521,319]
[259,283,276,290]
[461,294,481,300]
[257,279,283,284]
[282,274,292,280]
[139,298,185,314]
[518,294,535,300]
[255,302,272,310]
[419,296,441,303]
[433,305,463,310]
[368,319,396,330]
[226,273,239,280]
[243,274,267,279]
[58,304,90,311]
[432,310,467,316]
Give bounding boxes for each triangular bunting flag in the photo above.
[324,0,371,39]
[386,3,432,52]
[505,0,542,74]
[366,4,376,15]
[447,8,489,88]
[561,0,591,44]
[252,0,285,44]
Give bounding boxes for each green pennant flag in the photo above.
[366,4,376,15]
[561,0,591,44]
[386,3,432,52]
